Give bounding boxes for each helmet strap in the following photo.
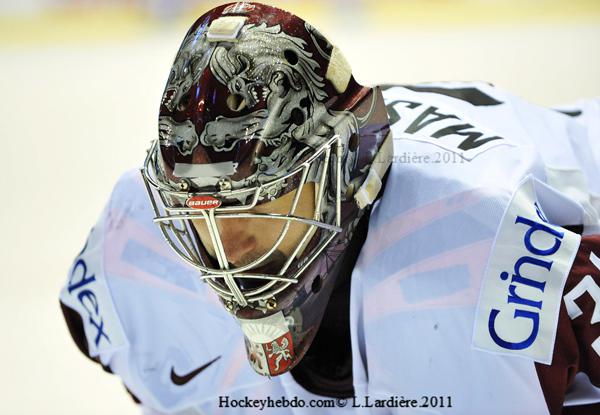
[354,131,393,209]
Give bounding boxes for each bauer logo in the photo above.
[186,196,222,210]
[472,178,581,364]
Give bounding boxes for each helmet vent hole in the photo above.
[226,94,246,112]
[311,275,322,293]
[290,108,304,125]
[284,49,299,65]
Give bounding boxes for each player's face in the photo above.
[191,183,316,269]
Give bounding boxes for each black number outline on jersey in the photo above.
[563,250,600,356]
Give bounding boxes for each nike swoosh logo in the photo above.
[170,355,221,386]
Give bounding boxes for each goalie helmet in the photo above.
[142,2,392,377]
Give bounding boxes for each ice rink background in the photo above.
[1,0,599,413]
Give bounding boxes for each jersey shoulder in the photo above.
[379,82,600,227]
[59,170,144,359]
[355,170,592,414]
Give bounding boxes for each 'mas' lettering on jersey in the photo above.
[385,86,514,160]
[473,177,581,364]
[60,227,127,357]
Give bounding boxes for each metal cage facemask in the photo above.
[141,134,344,308]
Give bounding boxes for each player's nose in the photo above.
[218,223,257,266]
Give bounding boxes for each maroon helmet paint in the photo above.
[142,2,391,377]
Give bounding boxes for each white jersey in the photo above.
[60,82,600,414]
